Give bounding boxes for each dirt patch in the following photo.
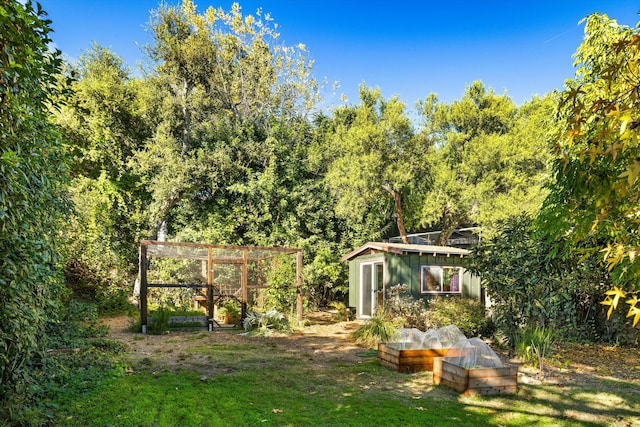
[100,311,640,387]
[100,311,368,375]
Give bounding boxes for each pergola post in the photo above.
[140,243,148,333]
[296,250,303,322]
[207,247,214,320]
[241,248,248,320]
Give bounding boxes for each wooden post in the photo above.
[140,243,148,333]
[296,250,303,322]
[207,247,214,320]
[241,249,248,320]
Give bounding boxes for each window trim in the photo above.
[420,265,463,294]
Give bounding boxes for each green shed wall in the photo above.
[347,252,482,314]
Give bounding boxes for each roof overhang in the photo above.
[341,242,470,262]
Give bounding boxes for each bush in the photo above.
[353,309,402,349]
[2,299,125,425]
[467,214,630,345]
[384,284,428,329]
[329,301,354,321]
[424,297,493,338]
[243,309,290,335]
[515,325,557,378]
[96,284,136,316]
[0,1,70,417]
[148,308,171,335]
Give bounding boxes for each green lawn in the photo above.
[51,329,640,427]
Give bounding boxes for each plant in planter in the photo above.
[218,300,241,324]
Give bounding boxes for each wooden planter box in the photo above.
[378,343,449,373]
[433,357,518,396]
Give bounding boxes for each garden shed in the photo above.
[341,242,482,318]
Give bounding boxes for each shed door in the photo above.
[360,260,384,318]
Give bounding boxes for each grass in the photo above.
[51,329,640,427]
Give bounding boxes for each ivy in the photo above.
[0,0,70,418]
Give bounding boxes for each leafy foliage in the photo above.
[148,308,172,335]
[3,298,126,426]
[539,13,640,323]
[384,284,429,329]
[418,83,553,242]
[53,44,148,309]
[468,214,640,344]
[352,309,402,349]
[329,301,354,321]
[423,296,493,338]
[0,0,71,417]
[382,284,491,337]
[324,85,429,243]
[515,325,557,378]
[243,309,290,334]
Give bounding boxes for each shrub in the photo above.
[467,214,629,345]
[353,309,402,349]
[243,309,290,335]
[218,300,242,324]
[148,308,171,335]
[329,301,354,321]
[0,1,70,417]
[515,325,556,378]
[424,297,493,338]
[95,284,136,316]
[384,284,428,329]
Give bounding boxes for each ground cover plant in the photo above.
[49,313,640,427]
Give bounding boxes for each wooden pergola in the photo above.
[139,240,303,333]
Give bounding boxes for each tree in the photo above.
[325,85,429,244]
[135,1,354,307]
[53,44,149,304]
[138,0,319,238]
[0,0,69,414]
[468,215,621,345]
[539,13,640,326]
[418,82,553,243]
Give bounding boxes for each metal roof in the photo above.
[341,242,470,262]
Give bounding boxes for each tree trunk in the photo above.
[381,184,409,244]
[437,202,460,246]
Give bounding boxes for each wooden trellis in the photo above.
[139,240,302,333]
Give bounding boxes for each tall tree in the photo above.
[139,0,319,237]
[0,0,69,413]
[52,44,150,306]
[418,82,553,243]
[539,13,640,325]
[325,85,428,244]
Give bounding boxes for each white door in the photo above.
[360,260,384,317]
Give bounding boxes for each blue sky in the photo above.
[45,1,639,112]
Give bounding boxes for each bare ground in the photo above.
[99,311,640,388]
[100,310,366,375]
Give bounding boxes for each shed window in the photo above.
[421,265,462,294]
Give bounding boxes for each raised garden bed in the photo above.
[433,356,518,396]
[378,343,449,372]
